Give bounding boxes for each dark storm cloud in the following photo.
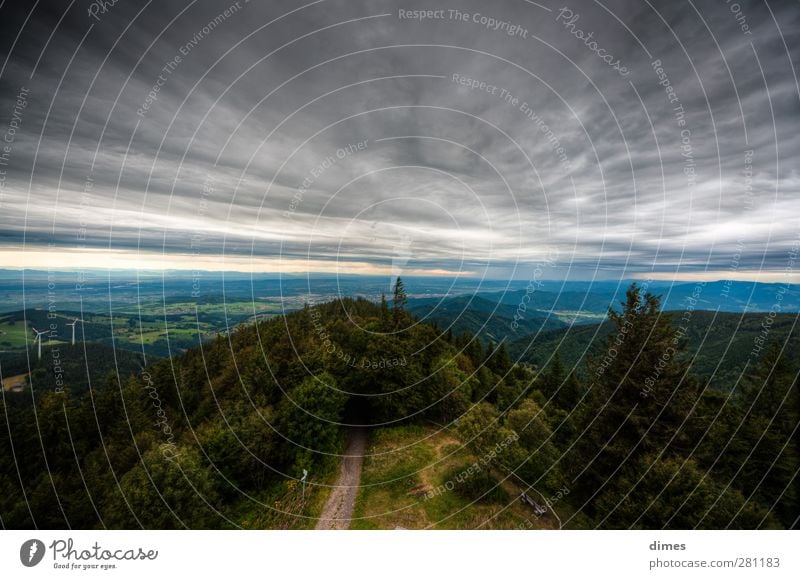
[0,0,798,278]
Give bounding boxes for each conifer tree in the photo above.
[572,284,695,509]
[392,277,407,327]
[540,352,565,399]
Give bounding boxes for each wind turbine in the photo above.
[66,318,82,345]
[31,328,47,360]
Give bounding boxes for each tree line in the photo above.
[0,282,796,528]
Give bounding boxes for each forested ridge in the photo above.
[1,284,797,529]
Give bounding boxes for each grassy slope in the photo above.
[234,454,340,530]
[351,424,558,530]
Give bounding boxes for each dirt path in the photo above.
[315,427,368,530]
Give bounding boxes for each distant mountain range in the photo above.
[403,281,800,383]
[1,272,797,363]
[403,280,799,349]
[476,280,800,315]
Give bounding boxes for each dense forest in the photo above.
[1,343,145,394]
[509,309,800,384]
[0,283,797,529]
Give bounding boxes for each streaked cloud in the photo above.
[0,0,797,281]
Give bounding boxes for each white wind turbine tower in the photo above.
[66,318,82,345]
[31,327,47,360]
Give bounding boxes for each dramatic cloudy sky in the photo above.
[0,0,798,280]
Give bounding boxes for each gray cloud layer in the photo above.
[0,0,798,279]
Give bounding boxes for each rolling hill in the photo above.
[407,294,566,343]
[508,310,800,384]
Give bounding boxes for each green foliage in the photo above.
[392,277,408,328]
[571,285,698,509]
[441,462,508,503]
[1,283,797,530]
[428,355,473,423]
[103,446,226,529]
[594,456,777,529]
[485,341,512,375]
[456,403,518,475]
[277,372,347,469]
[709,343,800,528]
[2,342,144,394]
[510,309,800,384]
[505,399,562,491]
[538,352,565,400]
[408,295,566,344]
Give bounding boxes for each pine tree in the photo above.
[732,342,800,527]
[465,336,484,367]
[559,371,583,409]
[571,283,696,511]
[540,353,565,399]
[486,341,511,375]
[392,277,407,328]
